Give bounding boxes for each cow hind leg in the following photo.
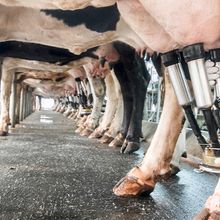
[121,54,150,154]
[100,79,123,144]
[89,71,117,139]
[113,71,184,196]
[80,67,105,137]
[108,61,133,148]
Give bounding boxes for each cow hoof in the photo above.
[0,131,8,136]
[193,208,210,220]
[196,193,220,220]
[99,134,114,144]
[210,211,220,220]
[113,166,155,197]
[109,133,125,147]
[80,128,93,137]
[75,126,84,134]
[120,141,140,154]
[193,208,220,220]
[89,131,99,139]
[67,113,74,119]
[89,130,103,139]
[71,113,78,120]
[63,112,69,117]
[170,164,180,175]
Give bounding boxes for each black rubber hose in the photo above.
[202,108,220,148]
[183,105,207,150]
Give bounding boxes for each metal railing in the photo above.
[144,60,162,123]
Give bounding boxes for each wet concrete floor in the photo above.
[0,110,219,220]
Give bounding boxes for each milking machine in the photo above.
[68,95,74,108]
[84,79,93,107]
[75,77,91,116]
[59,96,67,113]
[162,44,220,173]
[71,95,79,110]
[183,44,220,172]
[209,49,220,130]
[66,96,70,106]
[75,77,87,108]
[67,95,76,115]
[161,50,208,148]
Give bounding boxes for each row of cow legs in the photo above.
[80,68,106,136]
[98,70,123,143]
[0,67,34,135]
[55,70,123,146]
[56,65,150,155]
[90,71,120,139]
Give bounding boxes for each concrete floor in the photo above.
[0,110,219,220]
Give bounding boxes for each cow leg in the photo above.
[121,55,150,154]
[89,71,118,139]
[0,65,14,136]
[81,68,105,136]
[63,104,72,117]
[52,98,59,111]
[109,61,133,147]
[194,178,220,220]
[113,70,184,196]
[100,71,123,144]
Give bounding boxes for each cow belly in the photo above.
[117,0,178,53]
[0,5,118,54]
[140,0,220,50]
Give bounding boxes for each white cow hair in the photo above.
[0,0,117,10]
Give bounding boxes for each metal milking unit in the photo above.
[161,43,220,173]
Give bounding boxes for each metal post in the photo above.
[156,77,162,123]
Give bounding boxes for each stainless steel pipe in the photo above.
[183,43,213,109]
[167,63,193,106]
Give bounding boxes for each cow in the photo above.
[109,1,220,219]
